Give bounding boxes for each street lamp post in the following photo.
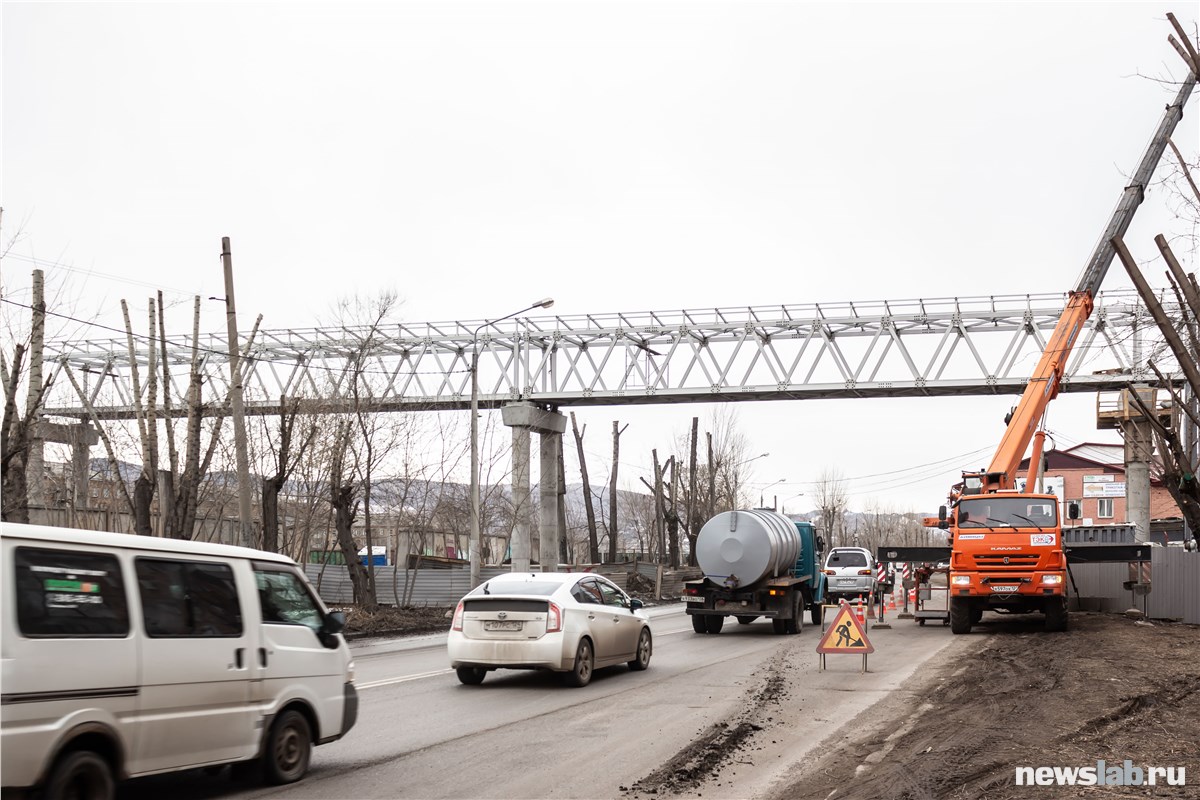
[469,298,554,588]
[759,478,786,509]
[730,452,769,511]
[781,492,806,514]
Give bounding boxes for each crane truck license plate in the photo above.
[990,585,1019,592]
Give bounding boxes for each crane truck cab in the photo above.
[943,492,1070,633]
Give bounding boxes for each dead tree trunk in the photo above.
[262,397,316,554]
[608,421,628,563]
[1,345,30,523]
[330,420,372,606]
[687,417,700,566]
[570,413,600,563]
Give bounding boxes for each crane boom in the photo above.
[969,69,1196,494]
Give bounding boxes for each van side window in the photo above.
[255,568,323,631]
[14,547,129,637]
[136,559,243,637]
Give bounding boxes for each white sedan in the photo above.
[448,572,652,687]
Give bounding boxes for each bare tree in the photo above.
[570,412,600,563]
[608,421,628,563]
[261,396,318,554]
[814,467,850,548]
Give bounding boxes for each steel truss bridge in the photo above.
[41,289,1177,420]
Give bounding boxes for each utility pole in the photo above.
[26,269,46,507]
[221,238,256,549]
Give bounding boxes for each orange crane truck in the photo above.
[887,50,1195,634]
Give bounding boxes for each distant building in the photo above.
[1019,443,1181,535]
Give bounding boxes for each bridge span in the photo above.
[42,288,1174,419]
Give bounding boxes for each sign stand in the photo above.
[816,599,875,673]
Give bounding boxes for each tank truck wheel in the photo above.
[1044,597,1069,632]
[784,595,802,634]
[691,614,707,634]
[771,618,787,635]
[949,597,973,634]
[736,616,757,625]
[704,615,725,634]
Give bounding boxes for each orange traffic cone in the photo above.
[854,595,865,623]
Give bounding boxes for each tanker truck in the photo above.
[681,510,825,635]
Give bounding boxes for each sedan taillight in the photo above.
[451,600,465,631]
[546,601,563,633]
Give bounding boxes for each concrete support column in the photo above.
[539,431,561,572]
[1123,419,1154,544]
[502,402,567,573]
[510,425,532,572]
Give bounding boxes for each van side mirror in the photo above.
[1068,502,1081,520]
[318,610,346,649]
[324,610,346,635]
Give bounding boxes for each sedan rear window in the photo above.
[471,580,561,597]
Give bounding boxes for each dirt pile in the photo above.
[774,612,1199,800]
[340,605,451,638]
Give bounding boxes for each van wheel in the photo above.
[263,710,312,785]
[44,750,114,800]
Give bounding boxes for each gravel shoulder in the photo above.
[763,611,1199,800]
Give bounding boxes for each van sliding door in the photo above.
[133,557,259,772]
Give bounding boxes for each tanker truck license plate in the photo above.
[681,595,704,602]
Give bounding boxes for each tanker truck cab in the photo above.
[946,493,1069,634]
[682,511,825,635]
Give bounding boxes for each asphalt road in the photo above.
[122,603,961,800]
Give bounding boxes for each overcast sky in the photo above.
[3,2,1197,512]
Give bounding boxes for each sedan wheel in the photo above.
[628,628,652,671]
[456,666,487,685]
[563,637,594,687]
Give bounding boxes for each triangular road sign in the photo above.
[816,599,875,654]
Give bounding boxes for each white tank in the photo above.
[695,509,802,588]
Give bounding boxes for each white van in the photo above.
[0,523,358,799]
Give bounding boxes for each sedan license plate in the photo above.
[484,620,524,631]
[990,585,1019,593]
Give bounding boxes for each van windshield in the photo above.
[957,497,1058,530]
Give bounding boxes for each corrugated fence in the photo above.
[303,562,703,607]
[1069,548,1199,623]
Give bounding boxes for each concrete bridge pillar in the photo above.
[502,402,567,573]
[1123,418,1153,544]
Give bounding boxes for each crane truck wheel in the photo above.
[970,606,983,625]
[1044,597,1069,632]
[691,614,707,634]
[949,597,973,634]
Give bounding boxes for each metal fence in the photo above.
[1069,548,1199,624]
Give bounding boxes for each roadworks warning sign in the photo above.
[816,600,875,654]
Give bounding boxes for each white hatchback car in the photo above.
[448,572,652,687]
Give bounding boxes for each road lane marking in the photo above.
[358,668,455,689]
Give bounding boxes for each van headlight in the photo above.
[951,576,971,586]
